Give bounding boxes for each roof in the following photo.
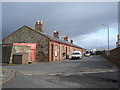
[34,28,84,49]
[2,25,51,42]
[2,25,84,49]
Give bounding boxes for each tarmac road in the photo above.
[2,55,119,88]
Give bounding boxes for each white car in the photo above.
[71,51,82,60]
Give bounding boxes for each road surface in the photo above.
[2,55,119,88]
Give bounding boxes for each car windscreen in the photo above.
[72,52,81,55]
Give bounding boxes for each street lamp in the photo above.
[102,24,110,61]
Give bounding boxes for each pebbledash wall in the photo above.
[2,21,86,63]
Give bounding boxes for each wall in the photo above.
[3,26,85,62]
[13,43,36,62]
[101,47,120,66]
[3,26,49,62]
[11,45,31,64]
[0,44,2,63]
[2,43,31,64]
[49,41,85,61]
[49,41,59,61]
[2,44,13,63]
[59,43,71,60]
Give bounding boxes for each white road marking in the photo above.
[78,70,117,74]
[23,73,32,76]
[48,72,63,76]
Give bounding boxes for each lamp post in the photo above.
[102,24,110,61]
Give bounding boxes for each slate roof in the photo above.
[2,25,85,49]
[35,28,84,49]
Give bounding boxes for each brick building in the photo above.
[116,34,120,48]
[2,20,86,64]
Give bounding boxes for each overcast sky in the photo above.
[2,2,118,49]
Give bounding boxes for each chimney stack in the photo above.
[35,20,43,32]
[70,40,73,44]
[64,36,68,41]
[53,31,59,38]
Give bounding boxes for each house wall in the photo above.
[69,47,73,58]
[0,44,2,63]
[49,41,59,61]
[11,45,31,64]
[2,43,40,64]
[13,43,36,62]
[22,53,29,64]
[3,26,85,62]
[59,44,71,60]
[3,26,49,62]
[2,44,13,63]
[49,41,85,61]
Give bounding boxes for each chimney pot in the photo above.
[53,31,59,38]
[35,20,43,32]
[64,36,68,41]
[70,40,73,44]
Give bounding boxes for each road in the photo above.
[2,55,119,88]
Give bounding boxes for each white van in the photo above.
[71,51,82,60]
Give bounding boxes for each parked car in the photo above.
[84,53,91,57]
[71,51,82,60]
[90,51,95,55]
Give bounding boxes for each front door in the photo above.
[51,44,54,61]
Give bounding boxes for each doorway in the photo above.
[66,47,67,59]
[51,44,54,61]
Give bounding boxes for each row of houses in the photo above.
[2,20,86,64]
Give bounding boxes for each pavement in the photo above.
[2,55,119,88]
[1,67,15,84]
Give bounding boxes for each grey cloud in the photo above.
[2,2,118,38]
